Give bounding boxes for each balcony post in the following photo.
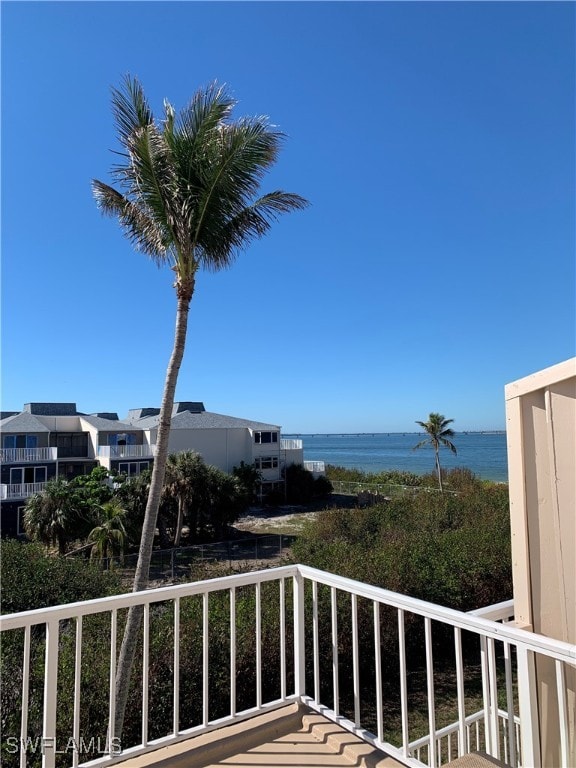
[293,570,305,698]
[42,619,59,768]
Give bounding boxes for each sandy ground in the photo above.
[233,495,357,534]
[233,505,320,533]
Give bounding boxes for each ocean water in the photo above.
[284,432,508,483]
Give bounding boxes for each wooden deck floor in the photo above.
[121,703,403,768]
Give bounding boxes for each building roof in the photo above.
[24,403,79,416]
[0,411,51,433]
[132,409,279,432]
[79,414,143,432]
[2,402,278,434]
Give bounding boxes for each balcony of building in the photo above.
[304,459,326,476]
[0,481,48,500]
[97,445,157,460]
[0,447,58,464]
[281,439,303,451]
[1,563,574,768]
[96,445,157,473]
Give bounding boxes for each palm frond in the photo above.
[196,191,308,272]
[440,437,457,454]
[111,75,154,149]
[92,180,170,263]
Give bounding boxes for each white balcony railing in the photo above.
[0,481,48,500]
[304,460,326,473]
[0,447,57,463]
[1,565,574,768]
[281,439,303,450]
[97,445,156,459]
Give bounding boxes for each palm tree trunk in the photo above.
[174,497,184,547]
[114,283,193,738]
[435,448,443,492]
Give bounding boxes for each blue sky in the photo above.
[2,1,574,433]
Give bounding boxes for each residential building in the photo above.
[125,401,303,493]
[0,401,304,537]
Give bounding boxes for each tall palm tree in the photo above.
[23,477,80,555]
[414,413,457,492]
[88,500,128,567]
[92,76,307,735]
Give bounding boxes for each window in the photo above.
[254,431,278,444]
[118,461,149,477]
[49,433,88,457]
[254,456,278,470]
[3,435,37,449]
[109,433,136,447]
[10,466,46,484]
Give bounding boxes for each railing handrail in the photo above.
[2,565,574,665]
[469,599,515,621]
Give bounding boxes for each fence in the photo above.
[95,534,293,579]
[330,480,458,498]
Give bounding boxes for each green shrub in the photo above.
[0,541,121,614]
[293,481,512,611]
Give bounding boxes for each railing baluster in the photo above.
[142,603,149,746]
[256,582,262,709]
[373,601,383,743]
[108,609,117,756]
[293,572,305,698]
[73,616,82,768]
[173,597,180,735]
[331,586,339,716]
[351,593,360,727]
[203,592,209,726]
[20,625,31,768]
[42,619,59,768]
[503,641,517,767]
[230,588,236,716]
[555,659,569,768]
[454,626,466,758]
[424,617,436,768]
[398,609,409,757]
[312,580,319,703]
[279,579,286,701]
[487,638,500,759]
[480,636,491,755]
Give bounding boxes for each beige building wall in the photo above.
[164,428,252,474]
[505,357,576,766]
